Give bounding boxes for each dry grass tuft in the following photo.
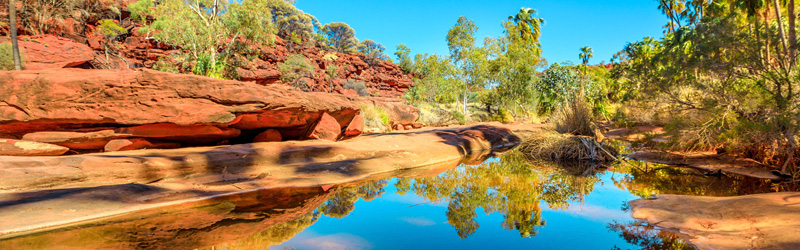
[518,130,618,162]
[552,95,596,136]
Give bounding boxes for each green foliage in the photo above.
[578,46,593,65]
[343,79,370,96]
[265,0,319,45]
[450,110,466,124]
[492,107,516,123]
[278,54,315,91]
[322,22,358,53]
[127,0,154,23]
[96,19,127,40]
[395,44,415,73]
[0,43,25,70]
[536,63,580,114]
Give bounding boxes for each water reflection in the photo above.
[608,221,695,250]
[4,151,798,250]
[400,154,600,239]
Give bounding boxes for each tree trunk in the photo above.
[790,0,797,67]
[774,0,789,61]
[9,0,22,70]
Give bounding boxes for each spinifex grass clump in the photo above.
[552,95,595,137]
[518,130,618,162]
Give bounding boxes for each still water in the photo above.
[2,152,795,250]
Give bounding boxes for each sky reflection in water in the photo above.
[261,153,781,250]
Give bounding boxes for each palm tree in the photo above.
[508,7,545,44]
[579,46,593,66]
[8,0,22,70]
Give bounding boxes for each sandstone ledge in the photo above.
[0,123,520,237]
[630,192,800,250]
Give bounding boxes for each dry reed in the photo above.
[518,130,618,162]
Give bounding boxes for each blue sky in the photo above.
[295,0,669,65]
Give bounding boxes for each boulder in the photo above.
[104,139,181,152]
[253,129,282,142]
[394,124,405,131]
[0,139,70,156]
[404,125,413,130]
[0,35,95,70]
[343,115,364,136]
[21,130,130,150]
[0,69,360,138]
[304,113,341,141]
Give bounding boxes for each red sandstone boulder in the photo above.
[115,124,241,144]
[0,69,360,138]
[21,130,130,150]
[253,129,282,142]
[344,115,364,136]
[404,125,413,130]
[304,113,341,141]
[0,139,70,156]
[394,124,405,131]
[104,139,181,152]
[0,35,94,70]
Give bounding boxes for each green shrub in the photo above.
[0,43,25,70]
[451,110,466,125]
[492,107,516,123]
[344,79,370,96]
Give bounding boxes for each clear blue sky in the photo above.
[295,0,669,65]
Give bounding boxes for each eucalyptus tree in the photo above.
[322,22,358,53]
[358,39,388,66]
[446,16,481,114]
[132,0,278,77]
[395,44,414,73]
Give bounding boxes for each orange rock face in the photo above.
[0,35,94,70]
[304,113,341,141]
[0,69,360,139]
[0,138,70,156]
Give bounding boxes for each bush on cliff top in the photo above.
[344,80,370,96]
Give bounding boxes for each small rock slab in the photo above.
[22,130,130,150]
[104,139,182,152]
[304,113,341,141]
[0,139,69,156]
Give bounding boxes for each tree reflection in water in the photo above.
[608,221,695,250]
[402,152,601,238]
